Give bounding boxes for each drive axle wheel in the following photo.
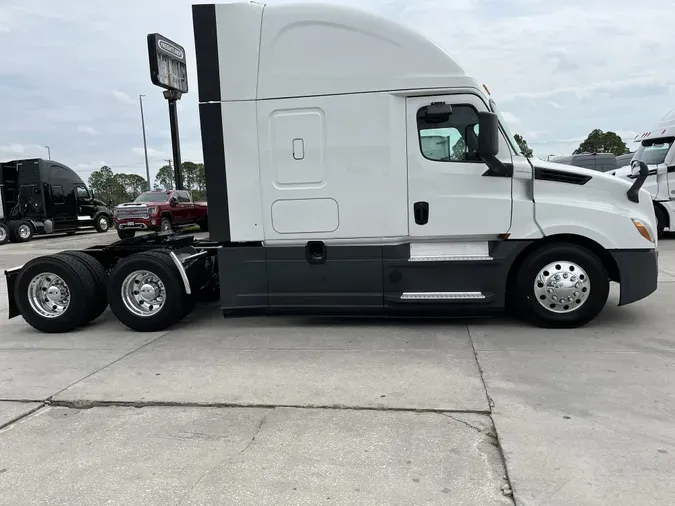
[14,255,96,333]
[59,251,109,323]
[0,223,9,245]
[107,250,186,332]
[11,221,34,243]
[512,243,609,328]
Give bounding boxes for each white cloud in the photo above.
[111,90,135,105]
[77,125,98,135]
[0,0,674,165]
[501,111,521,125]
[132,146,167,159]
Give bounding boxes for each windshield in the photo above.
[634,137,674,165]
[489,98,522,156]
[134,192,169,203]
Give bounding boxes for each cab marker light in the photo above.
[632,218,654,243]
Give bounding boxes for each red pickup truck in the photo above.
[113,189,208,239]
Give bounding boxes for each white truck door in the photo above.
[407,94,513,238]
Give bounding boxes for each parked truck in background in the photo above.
[3,1,658,335]
[114,189,208,239]
[612,109,675,235]
[550,153,618,172]
[0,158,112,245]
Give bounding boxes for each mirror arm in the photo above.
[481,154,512,177]
[627,161,650,203]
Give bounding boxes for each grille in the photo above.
[116,207,148,219]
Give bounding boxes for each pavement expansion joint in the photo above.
[47,399,493,414]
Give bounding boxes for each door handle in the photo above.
[414,202,429,225]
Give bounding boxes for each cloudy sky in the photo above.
[1,0,673,183]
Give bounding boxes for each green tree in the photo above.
[514,134,534,158]
[88,166,115,205]
[113,173,148,202]
[154,164,175,190]
[574,129,629,156]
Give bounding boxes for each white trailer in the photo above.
[4,1,659,333]
[613,109,675,235]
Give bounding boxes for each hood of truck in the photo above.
[531,158,656,248]
[116,201,165,207]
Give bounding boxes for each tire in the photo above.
[94,214,110,233]
[13,254,96,333]
[10,221,34,243]
[107,250,186,332]
[58,251,108,323]
[0,222,9,245]
[655,205,668,238]
[117,229,135,240]
[512,242,610,329]
[160,217,173,233]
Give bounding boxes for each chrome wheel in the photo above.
[18,224,31,239]
[161,219,172,232]
[534,261,590,314]
[27,272,71,318]
[121,270,166,317]
[0,227,6,243]
[99,217,109,231]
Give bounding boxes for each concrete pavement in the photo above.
[0,232,674,505]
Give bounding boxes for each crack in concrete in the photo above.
[47,331,172,401]
[465,324,517,506]
[174,410,271,506]
[0,404,45,431]
[47,399,491,415]
[441,413,492,436]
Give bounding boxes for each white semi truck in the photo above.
[4,1,658,333]
[613,109,675,235]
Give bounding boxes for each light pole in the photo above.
[139,94,151,191]
[44,146,51,160]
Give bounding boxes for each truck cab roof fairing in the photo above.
[193,1,471,103]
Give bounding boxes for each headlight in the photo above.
[146,206,157,216]
[632,218,654,243]
[113,208,118,217]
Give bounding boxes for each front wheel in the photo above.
[94,214,110,233]
[512,243,609,328]
[160,217,173,233]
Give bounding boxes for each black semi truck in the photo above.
[0,158,113,245]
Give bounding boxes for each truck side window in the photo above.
[76,186,89,199]
[52,185,65,204]
[417,104,481,163]
[177,191,191,203]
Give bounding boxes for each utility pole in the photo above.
[139,94,151,191]
[44,146,51,160]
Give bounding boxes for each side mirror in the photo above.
[476,111,511,177]
[423,102,453,124]
[477,112,500,158]
[170,196,178,205]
